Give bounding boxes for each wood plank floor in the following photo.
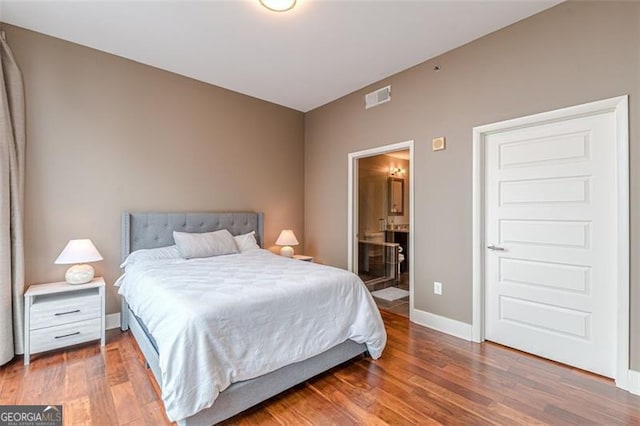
[2,311,639,425]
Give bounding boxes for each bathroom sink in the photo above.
[387,225,409,231]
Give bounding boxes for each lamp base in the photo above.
[280,246,294,258]
[65,264,95,285]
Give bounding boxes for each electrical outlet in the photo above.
[434,281,442,295]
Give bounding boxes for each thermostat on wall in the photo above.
[432,136,446,151]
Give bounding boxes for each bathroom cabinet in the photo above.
[385,230,409,273]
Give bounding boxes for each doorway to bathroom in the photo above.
[348,141,414,318]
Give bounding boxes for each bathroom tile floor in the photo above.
[370,273,409,318]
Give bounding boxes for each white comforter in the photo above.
[117,249,386,422]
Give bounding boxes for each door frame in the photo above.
[348,140,415,316]
[471,95,629,389]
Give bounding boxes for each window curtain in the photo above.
[0,31,25,366]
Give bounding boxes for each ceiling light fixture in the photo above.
[389,167,404,177]
[260,0,296,12]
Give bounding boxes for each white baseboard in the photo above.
[410,308,472,341]
[629,370,640,395]
[106,312,121,330]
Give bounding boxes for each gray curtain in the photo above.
[0,31,25,365]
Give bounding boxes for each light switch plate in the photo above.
[432,136,446,151]
[434,281,442,295]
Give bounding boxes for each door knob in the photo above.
[487,244,506,251]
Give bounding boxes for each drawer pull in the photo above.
[54,331,80,339]
[54,309,81,316]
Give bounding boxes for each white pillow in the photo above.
[173,229,239,259]
[120,245,180,269]
[234,231,260,252]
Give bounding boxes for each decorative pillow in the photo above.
[173,229,239,259]
[120,245,180,269]
[234,231,260,252]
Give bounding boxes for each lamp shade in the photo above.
[55,239,103,265]
[275,230,299,246]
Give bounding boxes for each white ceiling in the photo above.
[1,0,561,112]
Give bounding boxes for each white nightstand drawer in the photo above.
[30,318,101,354]
[24,278,106,365]
[30,293,100,330]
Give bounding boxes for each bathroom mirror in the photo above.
[387,177,404,216]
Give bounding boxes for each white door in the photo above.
[484,110,617,378]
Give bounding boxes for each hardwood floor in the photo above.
[2,311,639,425]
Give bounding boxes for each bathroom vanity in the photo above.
[385,229,409,273]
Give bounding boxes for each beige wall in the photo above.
[4,25,305,315]
[304,2,640,368]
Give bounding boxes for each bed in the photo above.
[117,212,386,425]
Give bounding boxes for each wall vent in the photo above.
[365,85,391,109]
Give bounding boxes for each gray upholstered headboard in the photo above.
[121,211,265,262]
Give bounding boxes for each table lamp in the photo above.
[275,230,299,257]
[55,239,103,284]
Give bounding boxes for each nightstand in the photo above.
[293,254,314,262]
[24,277,105,365]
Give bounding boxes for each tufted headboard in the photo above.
[121,211,265,262]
